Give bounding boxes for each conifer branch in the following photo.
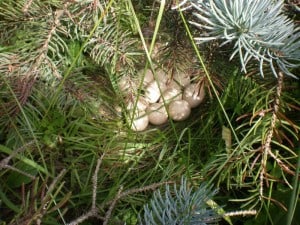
[22,0,34,15]
[176,0,300,78]
[260,71,284,197]
[139,177,220,225]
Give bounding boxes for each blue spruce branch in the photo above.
[175,0,300,78]
[139,177,219,225]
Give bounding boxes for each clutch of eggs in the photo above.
[120,68,206,131]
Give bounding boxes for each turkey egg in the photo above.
[183,83,205,108]
[159,87,182,104]
[145,80,167,103]
[168,100,191,121]
[147,102,168,125]
[128,110,149,131]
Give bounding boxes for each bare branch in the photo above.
[224,209,257,217]
[0,141,36,179]
[68,209,100,225]
[67,154,105,225]
[92,154,105,209]
[0,140,34,169]
[102,186,123,225]
[67,152,170,225]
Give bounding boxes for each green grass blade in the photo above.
[0,144,47,174]
[286,146,300,225]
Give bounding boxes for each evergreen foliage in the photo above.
[178,0,300,78]
[139,177,219,225]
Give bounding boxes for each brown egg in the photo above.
[169,70,190,89]
[138,69,154,86]
[118,76,136,93]
[154,68,168,84]
[159,87,182,104]
[147,102,168,125]
[126,96,149,111]
[145,80,167,103]
[183,83,205,108]
[128,110,149,131]
[151,42,164,59]
[168,100,191,121]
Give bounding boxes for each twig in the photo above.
[0,141,36,179]
[38,169,67,222]
[260,71,283,197]
[267,150,294,176]
[100,181,173,209]
[102,186,123,225]
[22,0,34,14]
[67,154,105,225]
[68,210,100,225]
[118,181,173,200]
[92,154,105,209]
[28,5,66,79]
[101,181,173,225]
[42,169,66,205]
[67,152,172,225]
[0,140,34,169]
[1,165,36,179]
[224,209,257,217]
